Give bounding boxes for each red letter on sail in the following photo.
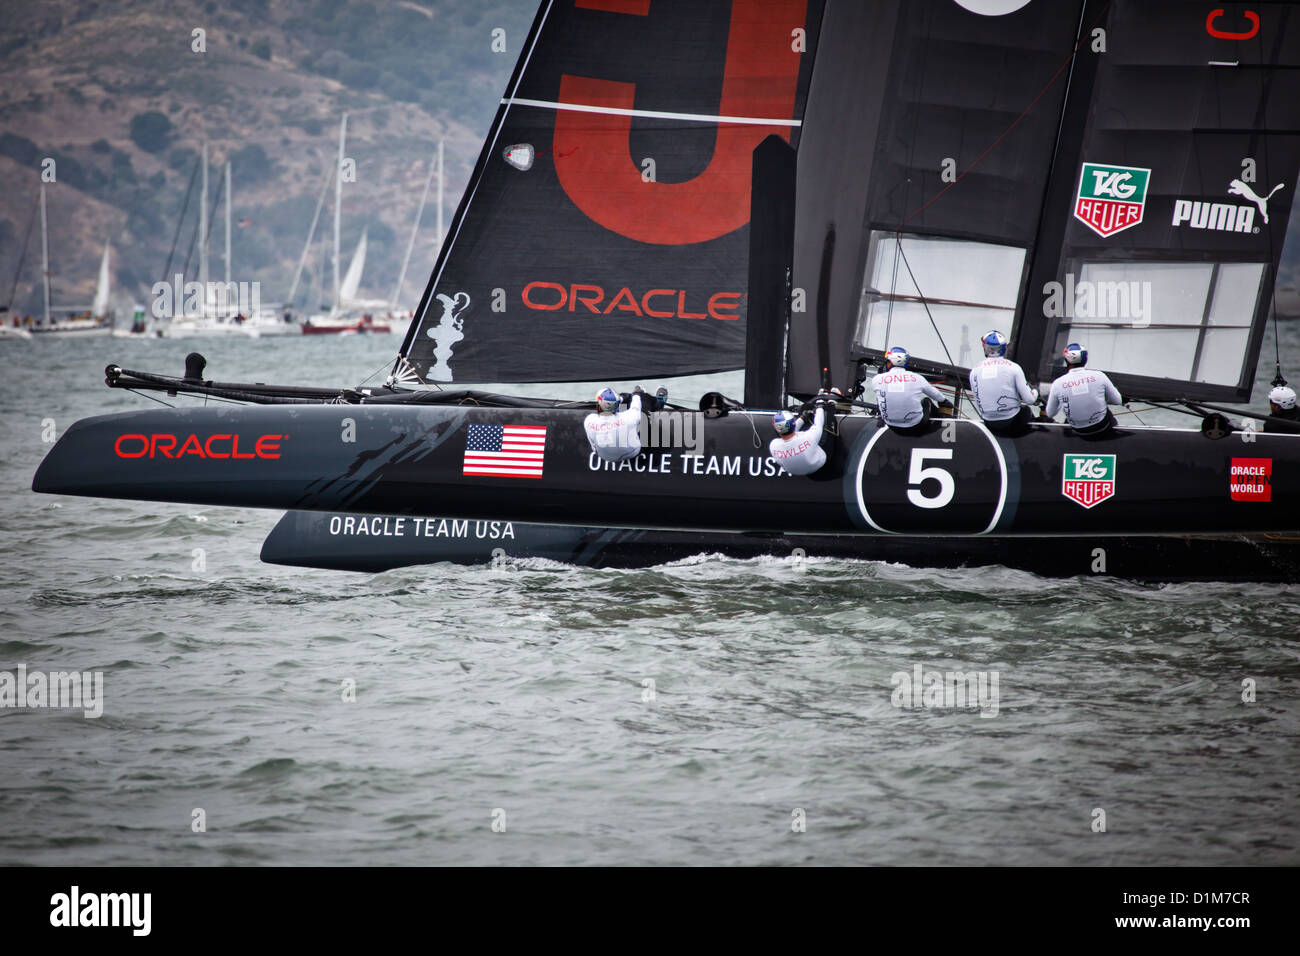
[554,0,806,246]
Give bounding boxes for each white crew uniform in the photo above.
[872,369,945,429]
[969,356,1037,422]
[584,393,642,461]
[768,407,826,475]
[1045,367,1121,429]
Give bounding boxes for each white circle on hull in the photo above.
[952,0,1033,15]
[855,419,1008,535]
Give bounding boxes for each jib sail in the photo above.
[395,0,823,385]
[785,0,1086,396]
[1017,0,1300,403]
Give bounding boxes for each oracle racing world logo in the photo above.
[1061,453,1116,508]
[113,433,284,459]
[1074,163,1151,238]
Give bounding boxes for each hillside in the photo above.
[0,0,537,315]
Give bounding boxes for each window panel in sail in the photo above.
[1048,260,1265,389]
[855,231,1025,370]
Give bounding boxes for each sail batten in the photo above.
[501,97,805,126]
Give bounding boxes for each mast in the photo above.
[391,144,439,307]
[334,113,347,312]
[199,142,209,308]
[436,138,444,251]
[224,160,232,290]
[39,182,50,325]
[287,163,335,308]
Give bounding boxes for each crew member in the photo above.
[1044,343,1122,436]
[969,330,1038,433]
[584,386,643,461]
[1264,384,1300,433]
[769,393,833,475]
[872,347,952,434]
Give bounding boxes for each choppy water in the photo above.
[1,332,1298,865]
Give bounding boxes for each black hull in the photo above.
[260,510,1300,583]
[33,404,1300,536]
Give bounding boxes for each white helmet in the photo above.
[1268,385,1297,410]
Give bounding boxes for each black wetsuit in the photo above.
[1263,407,1300,434]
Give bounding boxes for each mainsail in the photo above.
[396,0,824,385]
[786,0,1086,395]
[338,228,367,307]
[92,240,110,318]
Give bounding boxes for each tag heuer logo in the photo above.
[1062,453,1116,508]
[1074,163,1151,238]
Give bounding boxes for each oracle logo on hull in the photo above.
[114,433,284,459]
[521,282,741,320]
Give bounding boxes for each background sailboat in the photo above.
[22,183,114,337]
[302,228,394,333]
[164,147,259,339]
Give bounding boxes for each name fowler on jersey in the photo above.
[772,438,816,460]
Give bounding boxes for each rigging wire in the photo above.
[1257,15,1287,384]
[894,239,957,369]
[5,191,39,311]
[160,158,200,286]
[356,356,399,387]
[181,164,224,278]
[122,387,176,408]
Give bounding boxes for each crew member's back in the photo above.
[1045,343,1121,436]
[871,347,951,434]
[969,330,1038,433]
[584,387,643,461]
[768,405,828,476]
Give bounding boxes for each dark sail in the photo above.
[396,0,823,385]
[787,0,1086,396]
[1017,0,1300,403]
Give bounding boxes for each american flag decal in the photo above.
[462,424,547,478]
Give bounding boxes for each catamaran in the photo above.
[31,0,1300,580]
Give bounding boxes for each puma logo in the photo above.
[1228,179,1285,224]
